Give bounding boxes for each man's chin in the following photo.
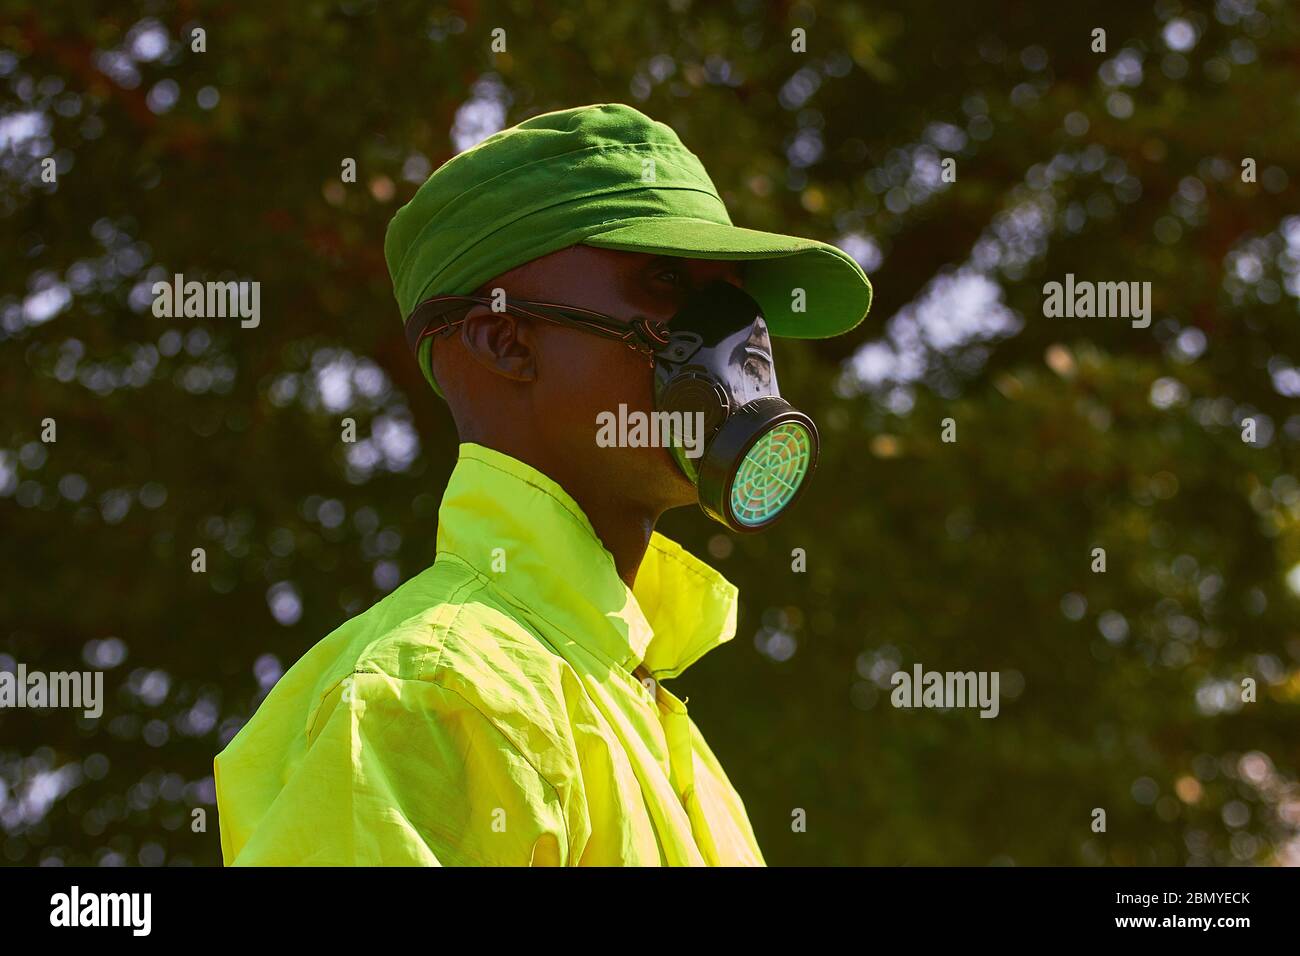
[654,450,702,508]
[660,492,701,514]
[658,476,702,513]
[627,463,699,516]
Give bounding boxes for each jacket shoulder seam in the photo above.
[342,668,574,866]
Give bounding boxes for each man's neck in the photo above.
[458,436,659,589]
[575,494,659,589]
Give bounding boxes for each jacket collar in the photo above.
[435,443,737,679]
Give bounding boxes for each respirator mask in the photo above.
[406,280,819,533]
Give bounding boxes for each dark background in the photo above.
[2,0,1298,866]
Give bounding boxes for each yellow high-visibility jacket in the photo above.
[214,443,765,865]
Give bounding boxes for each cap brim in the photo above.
[583,216,872,338]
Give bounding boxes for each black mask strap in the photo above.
[404,294,671,360]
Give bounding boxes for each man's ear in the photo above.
[457,304,537,383]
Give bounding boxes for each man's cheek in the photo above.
[599,358,657,416]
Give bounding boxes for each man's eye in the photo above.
[656,269,685,287]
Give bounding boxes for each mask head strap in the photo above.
[404,294,670,360]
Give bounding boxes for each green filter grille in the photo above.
[729,421,812,527]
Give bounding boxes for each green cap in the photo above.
[384,103,873,395]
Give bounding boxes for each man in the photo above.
[214,103,871,865]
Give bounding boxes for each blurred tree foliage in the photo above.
[2,0,1298,866]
